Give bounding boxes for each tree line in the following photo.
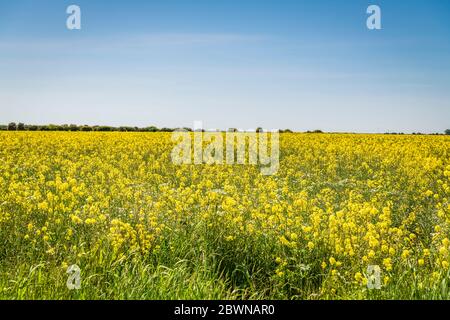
[1,123,296,133]
[1,122,176,132]
[1,122,449,135]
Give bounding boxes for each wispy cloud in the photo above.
[0,32,266,54]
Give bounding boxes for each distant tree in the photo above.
[95,126,113,132]
[160,128,174,132]
[17,123,25,131]
[69,124,79,131]
[283,129,293,133]
[445,129,450,135]
[81,125,93,132]
[7,122,17,131]
[39,124,58,131]
[48,124,61,131]
[118,126,134,132]
[28,125,38,131]
[144,126,160,132]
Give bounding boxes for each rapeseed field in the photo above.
[0,132,449,299]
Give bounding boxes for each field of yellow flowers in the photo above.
[0,131,449,299]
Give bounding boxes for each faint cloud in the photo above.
[0,32,266,54]
[132,33,264,46]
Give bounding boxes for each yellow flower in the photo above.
[70,215,83,224]
[432,272,440,281]
[225,235,235,241]
[329,257,336,266]
[85,218,97,225]
[424,190,433,197]
[383,258,392,271]
[279,236,290,246]
[401,250,410,260]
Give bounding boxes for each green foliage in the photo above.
[94,126,113,132]
[80,125,93,132]
[27,125,38,131]
[306,129,323,133]
[1,123,447,136]
[144,126,160,132]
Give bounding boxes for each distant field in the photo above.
[0,132,449,299]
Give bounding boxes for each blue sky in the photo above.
[0,0,449,132]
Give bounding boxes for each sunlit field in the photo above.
[1,131,449,299]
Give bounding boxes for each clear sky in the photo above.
[0,0,449,133]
